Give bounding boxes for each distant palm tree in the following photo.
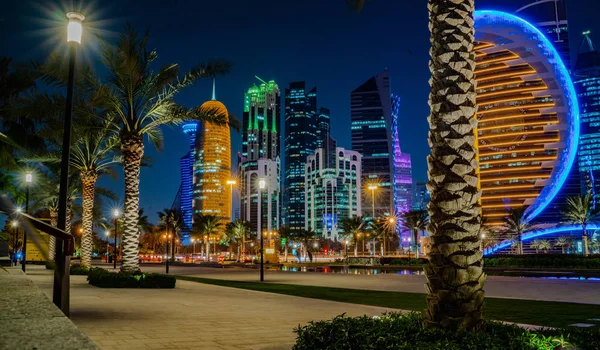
[97,25,233,272]
[554,236,574,254]
[339,216,367,257]
[369,219,387,256]
[504,208,532,255]
[193,214,223,261]
[561,194,599,256]
[399,209,429,258]
[296,228,317,262]
[278,225,293,262]
[224,220,250,261]
[157,208,184,261]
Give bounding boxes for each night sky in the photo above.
[1,0,599,224]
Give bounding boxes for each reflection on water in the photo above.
[278,266,600,280]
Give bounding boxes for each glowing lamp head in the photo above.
[112,209,120,218]
[389,218,395,224]
[15,207,22,214]
[25,173,33,184]
[227,180,237,185]
[105,231,110,237]
[66,12,85,44]
[11,220,18,228]
[368,185,378,191]
[259,179,266,189]
[481,233,486,239]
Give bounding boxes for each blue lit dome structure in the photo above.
[473,11,581,253]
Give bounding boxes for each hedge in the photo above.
[485,254,600,269]
[387,258,428,266]
[294,312,600,350]
[87,268,176,288]
[45,261,90,275]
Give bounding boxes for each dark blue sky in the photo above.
[2,0,599,224]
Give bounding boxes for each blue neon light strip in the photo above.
[485,224,598,255]
[475,10,580,223]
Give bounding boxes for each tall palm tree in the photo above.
[554,235,573,254]
[369,219,387,256]
[561,194,599,256]
[399,209,429,258]
[225,220,249,262]
[193,214,223,262]
[99,25,232,272]
[340,216,366,257]
[157,208,184,262]
[503,207,533,255]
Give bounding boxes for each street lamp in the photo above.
[11,220,18,266]
[367,185,378,220]
[105,231,110,261]
[112,209,120,270]
[227,179,237,221]
[258,179,266,282]
[22,172,32,272]
[54,11,84,314]
[386,217,396,257]
[480,233,486,253]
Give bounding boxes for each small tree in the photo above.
[399,209,428,258]
[278,225,293,262]
[554,236,573,254]
[504,208,532,255]
[339,216,367,257]
[561,194,599,256]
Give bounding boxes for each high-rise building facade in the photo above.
[574,33,600,201]
[239,78,281,236]
[351,71,412,219]
[283,82,330,232]
[179,122,198,232]
[305,136,362,241]
[474,11,579,226]
[413,181,430,210]
[193,94,232,220]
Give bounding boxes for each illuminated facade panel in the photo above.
[179,122,198,232]
[239,78,281,235]
[474,11,579,225]
[194,100,231,221]
[391,95,412,215]
[305,135,362,242]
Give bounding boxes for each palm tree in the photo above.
[339,216,366,257]
[561,194,599,256]
[504,207,532,255]
[157,208,184,262]
[278,225,293,262]
[225,220,249,262]
[369,220,387,256]
[98,25,232,272]
[399,209,428,258]
[554,235,574,254]
[193,214,223,262]
[295,228,317,262]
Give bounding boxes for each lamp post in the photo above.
[344,240,348,262]
[53,11,84,315]
[387,217,395,257]
[258,179,266,282]
[408,237,412,259]
[105,231,110,262]
[112,209,120,269]
[227,179,236,221]
[367,184,377,220]
[21,172,32,272]
[204,234,209,262]
[480,233,486,253]
[11,221,18,266]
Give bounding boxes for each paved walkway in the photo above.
[27,266,396,350]
[137,264,600,305]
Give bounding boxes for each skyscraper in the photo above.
[283,82,330,232]
[305,135,362,242]
[239,78,281,236]
[351,71,412,219]
[574,32,600,201]
[193,85,232,221]
[179,121,198,233]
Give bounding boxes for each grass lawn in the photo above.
[175,275,600,329]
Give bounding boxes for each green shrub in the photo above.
[294,312,600,350]
[87,268,176,288]
[69,264,90,275]
[387,258,428,266]
[485,254,600,269]
[45,260,55,270]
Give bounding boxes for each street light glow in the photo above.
[11,220,18,228]
[389,217,395,224]
[105,231,110,237]
[25,173,33,184]
[259,179,266,189]
[15,206,22,214]
[66,12,85,43]
[368,184,378,191]
[481,233,486,239]
[112,209,120,218]
[226,180,237,185]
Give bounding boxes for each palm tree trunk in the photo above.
[354,241,357,257]
[120,136,144,273]
[206,240,210,262]
[237,244,241,262]
[518,234,523,255]
[413,230,419,259]
[583,224,590,256]
[424,0,485,330]
[285,245,288,262]
[80,171,98,269]
[48,209,58,260]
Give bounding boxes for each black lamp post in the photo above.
[22,173,32,272]
[112,209,120,269]
[165,233,170,274]
[53,11,84,315]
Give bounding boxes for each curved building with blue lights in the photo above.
[474,10,579,227]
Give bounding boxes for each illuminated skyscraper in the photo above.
[283,82,330,232]
[193,85,231,220]
[474,11,579,226]
[239,78,281,236]
[574,32,600,201]
[179,122,198,232]
[305,135,362,241]
[351,71,411,219]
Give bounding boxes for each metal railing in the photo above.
[0,196,73,316]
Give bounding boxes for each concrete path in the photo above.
[27,266,396,350]
[136,264,600,305]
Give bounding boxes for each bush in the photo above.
[87,268,176,288]
[294,312,600,350]
[485,254,600,269]
[69,264,90,275]
[387,258,428,266]
[45,260,55,270]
